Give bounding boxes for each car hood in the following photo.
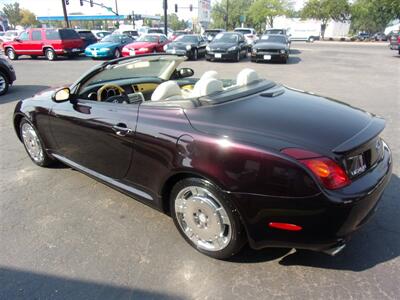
[87,42,119,49]
[184,86,384,155]
[253,42,287,50]
[209,42,236,50]
[127,41,157,49]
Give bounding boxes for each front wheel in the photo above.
[20,118,54,167]
[235,50,240,62]
[192,48,198,60]
[170,178,246,259]
[6,48,18,60]
[0,71,9,96]
[114,48,121,58]
[45,48,57,61]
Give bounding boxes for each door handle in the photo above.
[112,123,132,136]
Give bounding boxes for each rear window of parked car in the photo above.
[77,31,96,39]
[45,29,80,40]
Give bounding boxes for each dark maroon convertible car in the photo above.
[13,54,392,259]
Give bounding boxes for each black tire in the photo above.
[45,48,57,61]
[114,48,121,58]
[0,71,9,96]
[282,56,288,64]
[235,50,240,62]
[6,48,18,60]
[170,178,246,259]
[19,118,54,167]
[192,48,198,60]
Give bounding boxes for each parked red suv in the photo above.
[2,28,84,61]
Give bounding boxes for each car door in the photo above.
[13,31,30,54]
[50,99,138,180]
[30,29,43,55]
[197,36,207,55]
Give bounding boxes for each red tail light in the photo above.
[282,148,351,190]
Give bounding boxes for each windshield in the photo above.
[5,31,17,36]
[137,35,159,43]
[213,33,239,43]
[101,35,125,42]
[80,58,176,91]
[175,35,198,43]
[235,29,251,35]
[148,29,163,34]
[265,29,285,35]
[260,35,286,43]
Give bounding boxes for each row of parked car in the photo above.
[0,26,292,64]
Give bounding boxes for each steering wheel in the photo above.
[97,83,126,101]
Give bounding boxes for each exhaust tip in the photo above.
[322,243,346,256]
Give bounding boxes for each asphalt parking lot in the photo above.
[0,42,399,299]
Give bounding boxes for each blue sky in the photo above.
[0,0,305,20]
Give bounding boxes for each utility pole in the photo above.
[115,0,119,28]
[225,0,229,30]
[163,0,168,36]
[61,0,70,28]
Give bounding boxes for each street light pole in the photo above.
[163,0,168,35]
[61,0,70,28]
[115,0,119,28]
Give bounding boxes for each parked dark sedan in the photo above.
[251,34,290,63]
[206,32,248,62]
[0,54,16,95]
[13,54,392,259]
[164,34,207,60]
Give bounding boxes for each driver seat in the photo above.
[151,81,183,101]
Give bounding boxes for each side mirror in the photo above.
[52,88,71,102]
[14,38,21,42]
[179,67,194,78]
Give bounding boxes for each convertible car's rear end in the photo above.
[184,84,392,253]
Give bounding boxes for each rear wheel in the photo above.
[45,48,57,61]
[0,71,9,96]
[6,48,18,60]
[170,178,246,259]
[308,37,315,43]
[19,118,54,167]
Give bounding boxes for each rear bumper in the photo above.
[56,48,84,55]
[232,143,392,253]
[84,49,112,58]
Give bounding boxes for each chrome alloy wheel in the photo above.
[21,123,44,163]
[174,186,232,251]
[0,74,6,93]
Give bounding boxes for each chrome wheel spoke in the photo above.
[21,123,43,163]
[175,186,232,252]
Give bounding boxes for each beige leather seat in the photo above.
[236,68,259,86]
[151,81,182,101]
[200,70,219,80]
[190,78,223,98]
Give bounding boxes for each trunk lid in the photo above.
[185,86,385,158]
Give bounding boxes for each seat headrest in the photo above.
[191,78,223,98]
[200,70,218,80]
[151,81,182,101]
[236,68,259,86]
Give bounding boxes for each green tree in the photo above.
[2,2,22,28]
[301,0,350,39]
[210,0,251,30]
[20,9,40,27]
[248,0,292,31]
[351,0,400,33]
[160,13,186,31]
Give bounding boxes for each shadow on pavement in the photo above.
[0,267,185,300]
[0,85,50,105]
[289,49,302,54]
[232,174,400,272]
